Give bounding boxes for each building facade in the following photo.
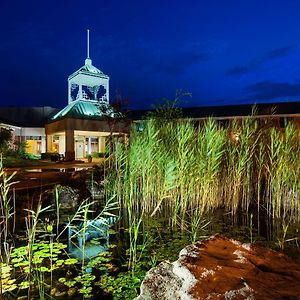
[0,32,128,160]
[45,48,128,161]
[0,107,58,155]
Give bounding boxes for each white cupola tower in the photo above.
[67,30,109,104]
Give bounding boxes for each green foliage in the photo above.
[0,156,16,263]
[276,222,299,251]
[148,89,192,120]
[90,224,191,300]
[91,152,105,158]
[1,105,300,300]
[15,141,28,159]
[106,115,300,227]
[0,128,12,151]
[99,271,142,299]
[10,242,68,271]
[189,214,210,243]
[0,263,18,294]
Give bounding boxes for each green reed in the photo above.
[195,118,225,213]
[225,117,258,215]
[24,201,52,299]
[105,115,300,239]
[266,122,300,221]
[0,157,16,264]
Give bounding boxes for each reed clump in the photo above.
[106,116,300,226]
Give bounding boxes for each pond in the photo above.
[1,166,300,299]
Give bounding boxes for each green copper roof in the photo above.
[79,58,104,74]
[51,100,122,121]
[68,58,108,80]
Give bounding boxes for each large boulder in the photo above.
[54,185,80,209]
[85,179,105,200]
[136,234,300,300]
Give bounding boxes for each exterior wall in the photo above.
[26,140,42,155]
[45,118,130,135]
[0,123,45,155]
[20,127,45,155]
[98,136,106,153]
[58,135,65,155]
[20,127,45,137]
[45,117,130,161]
[46,134,53,153]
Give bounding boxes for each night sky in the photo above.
[2,0,300,110]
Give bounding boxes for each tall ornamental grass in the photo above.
[106,117,300,227]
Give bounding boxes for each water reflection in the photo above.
[25,167,87,172]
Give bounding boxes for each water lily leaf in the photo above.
[11,257,23,264]
[18,261,30,267]
[79,286,92,294]
[1,272,11,279]
[82,274,96,281]
[1,264,12,276]
[3,283,18,293]
[19,281,30,289]
[65,258,78,265]
[39,266,49,272]
[55,243,68,249]
[67,287,77,296]
[55,259,64,266]
[32,257,44,264]
[65,280,76,287]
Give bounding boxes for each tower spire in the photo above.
[87,29,90,59]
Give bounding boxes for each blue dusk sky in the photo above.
[2,0,300,109]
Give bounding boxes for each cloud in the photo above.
[225,65,253,76]
[245,80,300,100]
[226,45,296,77]
[264,45,296,60]
[158,52,208,75]
[132,43,208,76]
[94,37,208,76]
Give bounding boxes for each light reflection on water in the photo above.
[25,167,87,172]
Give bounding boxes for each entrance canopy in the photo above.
[45,100,129,161]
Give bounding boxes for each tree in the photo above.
[148,89,192,120]
[0,128,12,152]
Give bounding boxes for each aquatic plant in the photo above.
[24,203,55,298]
[0,156,16,264]
[0,263,17,295]
[276,222,299,251]
[54,185,60,235]
[2,108,300,299]
[224,117,259,215]
[189,213,210,243]
[106,114,300,229]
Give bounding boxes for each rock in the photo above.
[85,179,104,200]
[56,185,79,209]
[137,260,196,300]
[136,234,300,300]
